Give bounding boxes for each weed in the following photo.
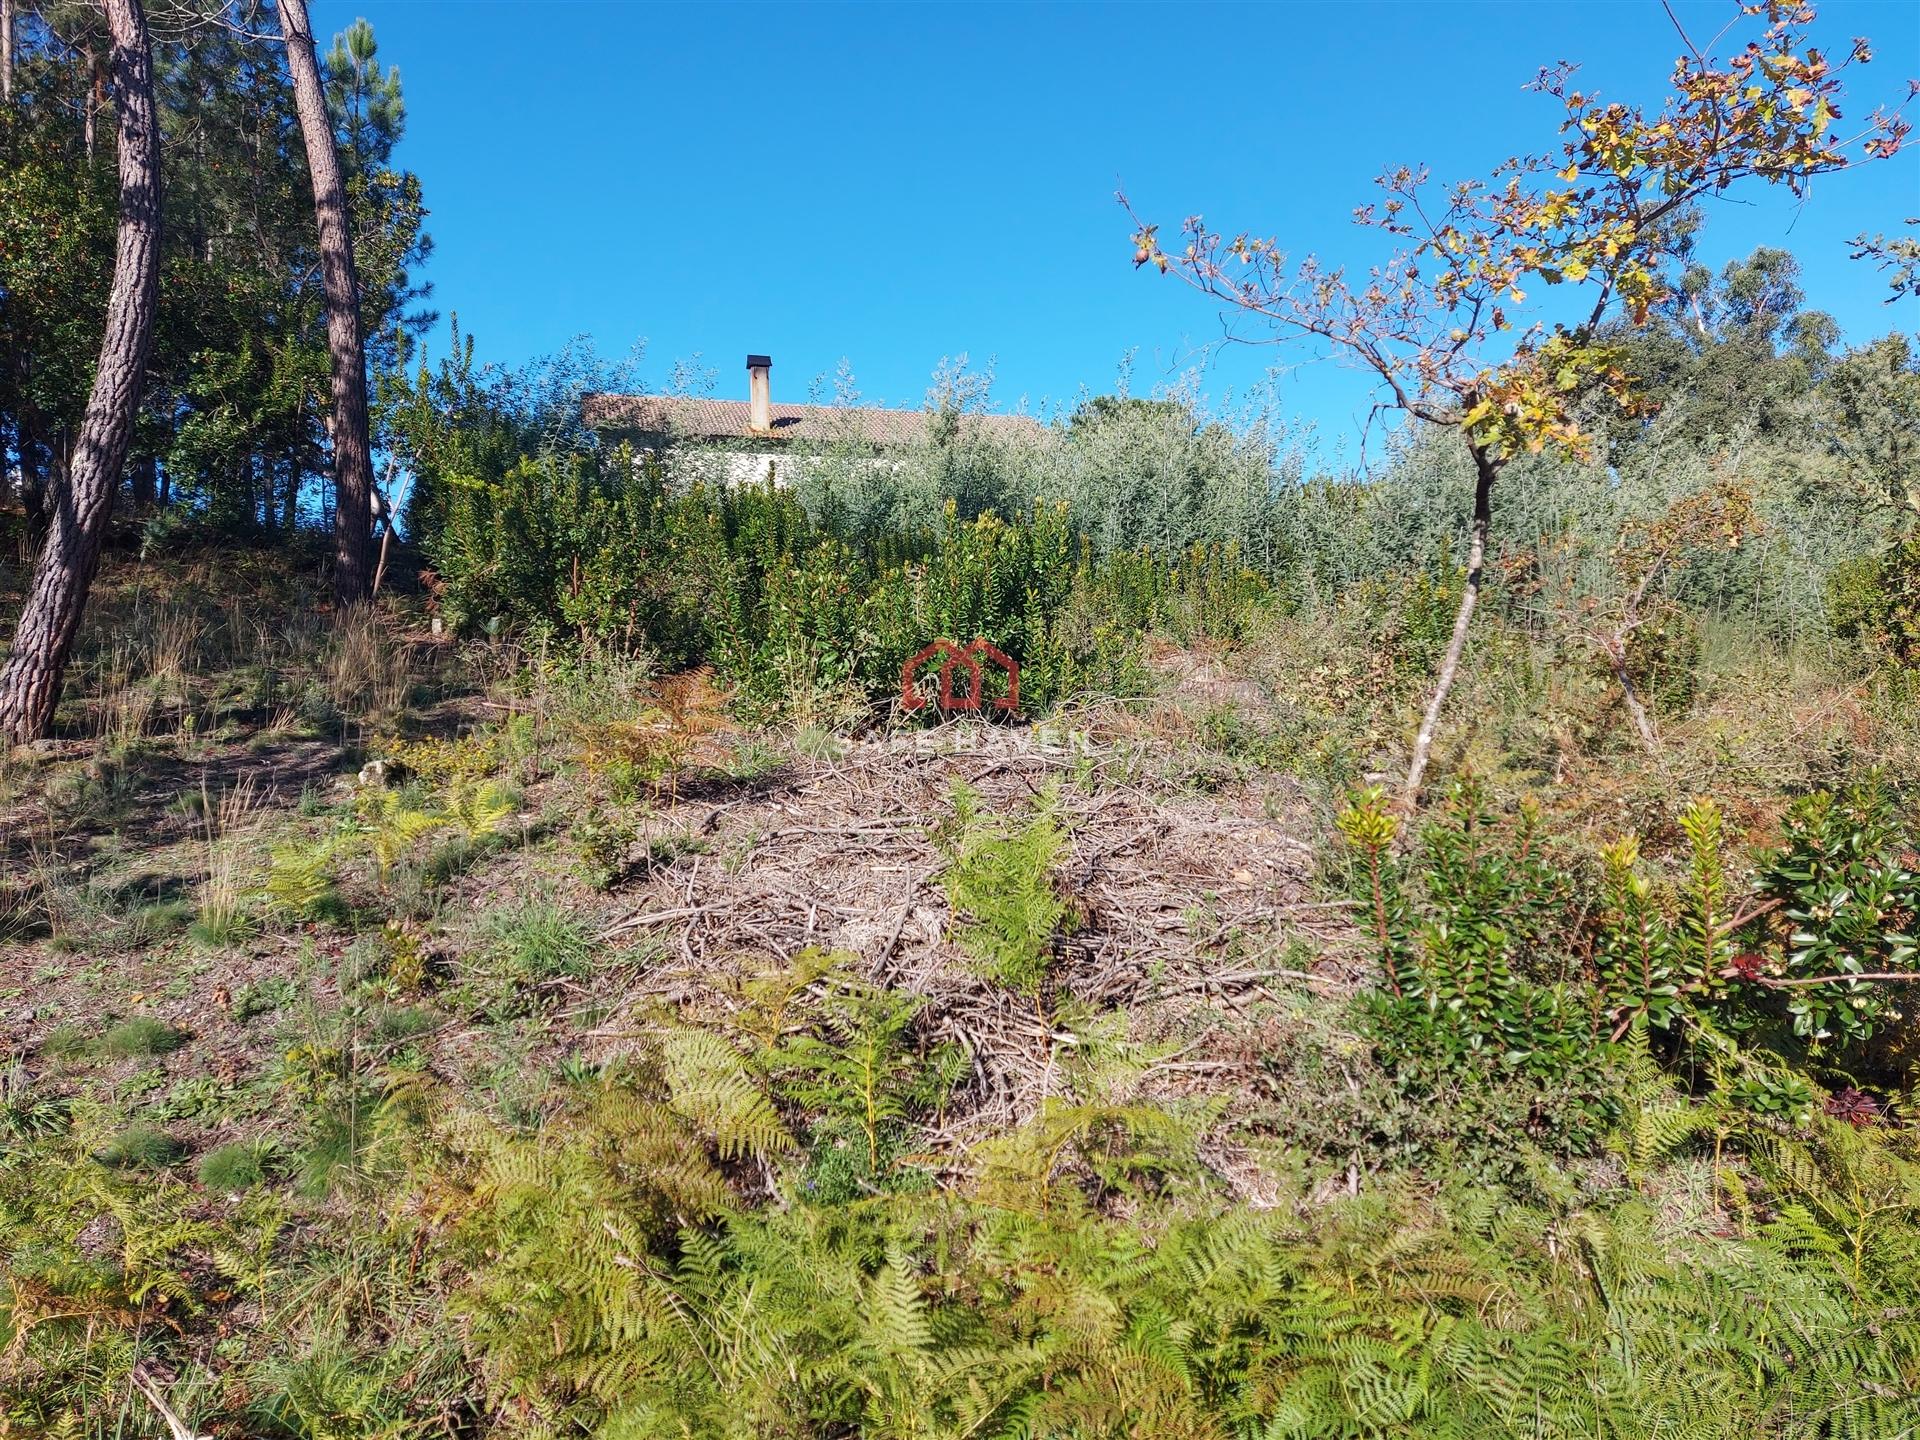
[326,610,416,726]
[265,842,342,920]
[0,1063,68,1139]
[940,781,1075,997]
[571,805,638,890]
[354,783,448,881]
[369,1004,439,1048]
[232,976,300,1021]
[193,774,264,947]
[770,979,960,1200]
[42,1021,92,1059]
[294,1107,366,1199]
[127,895,195,944]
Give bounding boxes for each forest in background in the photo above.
[2,2,426,530]
[5,1,1920,1436]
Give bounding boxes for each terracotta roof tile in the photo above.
[581,393,1044,447]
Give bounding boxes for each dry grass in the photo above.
[564,714,1349,1152]
[193,773,265,946]
[86,640,158,750]
[325,609,415,725]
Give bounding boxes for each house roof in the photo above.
[581,393,1046,448]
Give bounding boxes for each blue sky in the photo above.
[328,0,1919,455]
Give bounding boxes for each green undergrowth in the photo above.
[4,1038,1917,1438]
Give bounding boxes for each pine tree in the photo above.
[0,0,160,741]
[278,0,375,609]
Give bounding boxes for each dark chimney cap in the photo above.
[746,354,772,369]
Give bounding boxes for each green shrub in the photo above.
[427,446,1242,722]
[1622,606,1704,717]
[1754,778,1918,1050]
[1830,533,1920,666]
[1344,774,1920,1141]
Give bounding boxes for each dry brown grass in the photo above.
[325,609,415,725]
[572,716,1344,1150]
[193,772,265,946]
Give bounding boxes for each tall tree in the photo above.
[1129,0,1911,803]
[278,0,373,607]
[0,0,159,742]
[323,15,403,178]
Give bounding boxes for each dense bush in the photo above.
[1339,776,1920,1153]
[427,444,1266,718]
[1830,533,1920,668]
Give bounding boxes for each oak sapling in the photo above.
[1127,0,1912,805]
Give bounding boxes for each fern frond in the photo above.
[662,1029,792,1161]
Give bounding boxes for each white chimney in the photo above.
[747,354,772,433]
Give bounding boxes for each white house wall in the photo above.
[660,449,905,492]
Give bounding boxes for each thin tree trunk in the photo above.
[279,0,374,610]
[1403,445,1498,806]
[131,451,156,508]
[15,401,45,523]
[2,0,14,104]
[48,424,69,506]
[1610,649,1659,751]
[0,0,160,743]
[83,46,97,161]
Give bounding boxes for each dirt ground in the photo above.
[2,642,1365,1197]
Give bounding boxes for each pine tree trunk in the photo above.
[0,0,160,744]
[1403,446,1498,807]
[279,0,373,610]
[131,452,156,508]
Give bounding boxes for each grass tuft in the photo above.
[478,898,594,986]
[197,1139,275,1192]
[96,1016,189,1058]
[98,1122,186,1169]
